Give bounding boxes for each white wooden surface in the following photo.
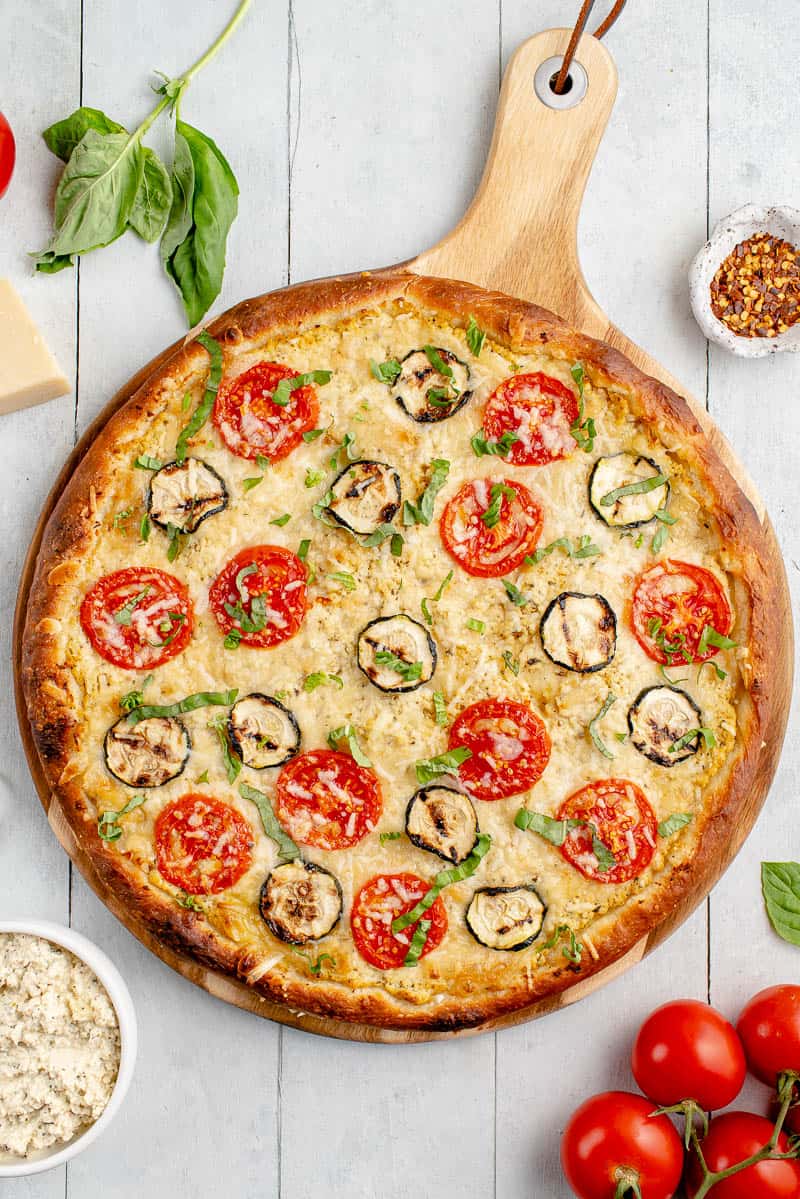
[0,3,797,1195]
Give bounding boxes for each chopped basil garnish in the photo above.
[569,364,596,452]
[481,483,516,529]
[328,431,357,471]
[176,891,203,912]
[589,692,617,759]
[327,723,371,767]
[697,625,737,656]
[305,467,325,488]
[370,358,402,386]
[420,598,433,625]
[414,746,471,785]
[514,810,581,845]
[502,650,520,676]
[403,918,432,967]
[658,812,693,838]
[166,523,185,562]
[303,672,343,692]
[648,617,693,666]
[97,793,147,842]
[432,692,448,726]
[209,716,241,783]
[471,430,519,459]
[175,331,223,465]
[243,476,263,491]
[256,454,271,470]
[113,508,132,529]
[502,578,528,607]
[466,617,485,634]
[302,427,325,443]
[139,512,151,542]
[421,570,453,625]
[465,315,486,357]
[224,628,243,650]
[591,832,616,873]
[292,949,336,975]
[527,534,601,564]
[134,454,163,471]
[659,664,688,685]
[374,650,423,682]
[600,473,669,508]
[271,370,331,408]
[126,688,237,725]
[113,586,151,626]
[392,834,491,932]
[119,675,152,712]
[537,923,583,964]
[196,770,209,784]
[327,571,356,592]
[403,458,450,527]
[669,727,716,753]
[270,513,292,527]
[239,782,300,862]
[298,538,311,561]
[391,533,403,558]
[422,344,453,378]
[697,659,727,683]
[379,831,402,845]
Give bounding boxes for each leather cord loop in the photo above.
[552,0,627,94]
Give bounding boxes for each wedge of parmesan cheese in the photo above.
[0,279,70,413]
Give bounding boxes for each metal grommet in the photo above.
[533,55,588,110]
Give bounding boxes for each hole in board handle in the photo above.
[534,56,588,110]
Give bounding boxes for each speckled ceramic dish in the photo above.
[689,203,800,358]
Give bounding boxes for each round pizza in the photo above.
[21,271,783,1032]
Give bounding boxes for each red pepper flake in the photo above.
[709,232,800,338]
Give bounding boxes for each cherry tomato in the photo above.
[632,999,746,1110]
[685,1111,800,1199]
[80,567,193,670]
[276,749,383,850]
[557,779,657,884]
[0,113,15,199]
[482,371,579,466]
[737,985,800,1085]
[448,697,551,800]
[439,477,543,577]
[351,872,448,969]
[213,361,320,461]
[155,794,254,895]
[631,560,732,665]
[561,1091,683,1199]
[209,545,307,649]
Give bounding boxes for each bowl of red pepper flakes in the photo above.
[689,203,800,357]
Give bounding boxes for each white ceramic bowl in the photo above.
[689,203,800,358]
[0,920,137,1178]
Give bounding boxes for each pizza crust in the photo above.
[19,269,787,1032]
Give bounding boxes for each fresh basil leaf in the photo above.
[370,358,402,386]
[302,427,325,443]
[134,453,163,471]
[97,793,146,842]
[528,535,601,564]
[374,650,423,682]
[481,483,515,529]
[514,810,581,845]
[658,812,694,838]
[502,578,528,607]
[432,692,448,726]
[166,523,185,562]
[471,430,519,459]
[422,345,453,378]
[600,473,669,507]
[128,146,173,242]
[327,723,371,767]
[34,252,75,274]
[589,692,617,759]
[114,586,151,626]
[403,918,432,967]
[591,829,616,873]
[414,746,471,785]
[119,675,153,713]
[126,688,237,725]
[420,598,433,625]
[466,315,486,357]
[270,513,291,527]
[176,891,203,912]
[113,507,132,529]
[697,625,738,656]
[669,727,715,753]
[175,330,222,464]
[466,617,485,634]
[390,533,404,558]
[362,523,396,548]
[272,370,332,408]
[392,834,491,932]
[403,459,450,527]
[161,119,239,326]
[327,571,356,592]
[239,783,300,863]
[380,831,402,845]
[658,664,688,685]
[43,107,127,162]
[297,538,311,561]
[303,672,343,692]
[209,716,241,783]
[243,476,263,491]
[761,862,800,946]
[139,512,151,542]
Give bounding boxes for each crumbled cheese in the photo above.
[0,934,120,1160]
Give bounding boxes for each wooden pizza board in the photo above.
[13,29,793,1042]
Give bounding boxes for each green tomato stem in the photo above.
[613,1168,642,1199]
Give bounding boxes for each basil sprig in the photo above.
[392,834,491,933]
[239,783,300,863]
[414,746,471,785]
[175,331,223,464]
[589,692,617,759]
[97,793,146,842]
[34,1,251,324]
[403,459,450,527]
[126,688,237,725]
[761,862,800,946]
[271,370,332,408]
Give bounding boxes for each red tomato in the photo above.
[155,794,254,895]
[632,999,746,1110]
[448,697,551,800]
[80,567,193,670]
[686,1112,800,1199]
[0,113,15,199]
[439,477,543,577]
[737,985,800,1085]
[209,545,307,649]
[631,560,732,665]
[561,1091,683,1199]
[276,749,382,850]
[213,361,319,461]
[482,372,579,466]
[350,872,448,969]
[557,779,657,884]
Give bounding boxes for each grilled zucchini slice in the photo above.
[104,715,190,788]
[228,694,301,769]
[259,861,343,944]
[589,452,669,528]
[394,347,471,423]
[357,614,437,692]
[466,885,546,951]
[405,786,478,864]
[147,458,228,534]
[324,459,401,536]
[628,685,702,767]
[540,591,616,673]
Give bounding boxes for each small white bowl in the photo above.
[689,203,800,357]
[0,920,137,1178]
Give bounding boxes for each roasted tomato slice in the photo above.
[482,372,579,466]
[155,794,254,895]
[631,559,732,665]
[212,361,320,461]
[209,545,308,649]
[449,697,551,800]
[276,749,383,850]
[557,778,657,884]
[351,873,448,969]
[80,566,193,670]
[439,477,543,577]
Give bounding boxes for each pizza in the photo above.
[21,270,783,1032]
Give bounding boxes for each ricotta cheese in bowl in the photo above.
[0,921,136,1177]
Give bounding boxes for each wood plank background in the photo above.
[1,2,797,1195]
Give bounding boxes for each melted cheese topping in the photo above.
[49,298,743,1008]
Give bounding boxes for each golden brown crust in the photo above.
[19,268,790,1033]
